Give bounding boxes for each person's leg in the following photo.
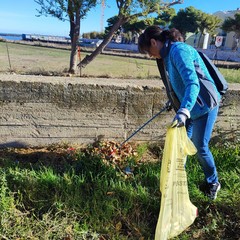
[186,118,193,139]
[191,106,219,184]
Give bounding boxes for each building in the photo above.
[213,8,240,50]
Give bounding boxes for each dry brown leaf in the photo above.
[115,221,122,231]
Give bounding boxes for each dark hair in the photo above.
[138,25,184,54]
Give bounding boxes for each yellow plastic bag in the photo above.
[155,126,198,240]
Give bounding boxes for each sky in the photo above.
[0,0,239,37]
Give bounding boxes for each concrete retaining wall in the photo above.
[0,74,239,148]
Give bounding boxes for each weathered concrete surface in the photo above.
[0,74,239,147]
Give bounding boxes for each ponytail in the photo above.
[138,26,184,54]
[169,28,184,42]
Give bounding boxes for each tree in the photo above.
[104,16,122,40]
[196,11,221,47]
[154,7,176,27]
[105,16,154,41]
[122,17,152,34]
[222,13,240,50]
[170,6,199,38]
[170,6,221,46]
[203,15,221,39]
[35,0,97,74]
[78,0,183,69]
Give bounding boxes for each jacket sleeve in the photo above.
[170,45,200,112]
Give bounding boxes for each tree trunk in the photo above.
[69,28,79,74]
[232,33,240,51]
[68,6,80,74]
[197,32,203,48]
[78,16,126,69]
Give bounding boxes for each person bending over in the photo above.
[138,26,221,200]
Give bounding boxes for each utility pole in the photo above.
[101,0,105,32]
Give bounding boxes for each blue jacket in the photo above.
[162,41,221,120]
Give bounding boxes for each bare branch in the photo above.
[163,0,184,8]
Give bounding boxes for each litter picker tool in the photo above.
[120,101,171,148]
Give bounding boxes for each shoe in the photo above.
[199,182,221,200]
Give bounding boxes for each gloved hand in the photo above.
[171,108,190,128]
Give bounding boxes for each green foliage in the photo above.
[170,6,221,40]
[222,13,240,35]
[155,7,176,27]
[103,1,182,38]
[34,0,97,20]
[197,12,219,33]
[196,12,222,38]
[123,17,153,33]
[0,142,239,239]
[117,0,161,17]
[82,31,104,39]
[195,11,222,47]
[0,170,14,213]
[170,6,199,36]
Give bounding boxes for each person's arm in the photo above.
[171,46,200,113]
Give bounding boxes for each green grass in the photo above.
[220,68,240,84]
[1,42,239,82]
[0,143,239,239]
[0,42,159,78]
[0,41,239,239]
